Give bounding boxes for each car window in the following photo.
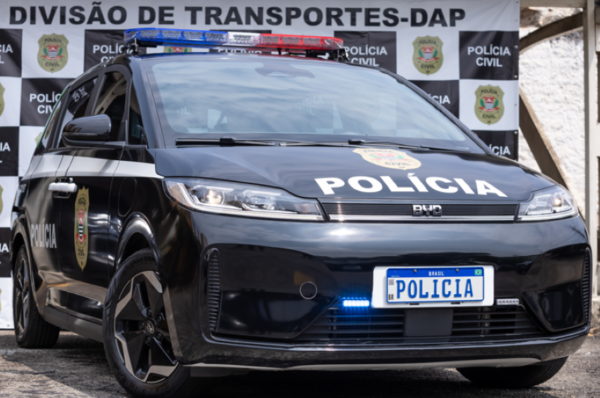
[94,71,127,141]
[145,57,485,153]
[36,90,65,153]
[129,86,146,145]
[56,78,97,148]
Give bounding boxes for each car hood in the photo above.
[155,147,554,201]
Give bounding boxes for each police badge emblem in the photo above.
[474,85,505,125]
[0,83,4,118]
[38,34,69,73]
[353,148,421,170]
[412,36,444,75]
[74,187,89,271]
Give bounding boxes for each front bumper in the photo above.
[155,209,591,366]
[185,328,588,370]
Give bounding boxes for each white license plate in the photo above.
[372,266,495,308]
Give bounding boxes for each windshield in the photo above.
[145,54,484,152]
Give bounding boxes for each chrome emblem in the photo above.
[413,205,442,217]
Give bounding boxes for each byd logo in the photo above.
[412,204,442,217]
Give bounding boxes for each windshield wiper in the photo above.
[282,139,415,148]
[282,140,428,150]
[282,139,458,151]
[279,140,351,147]
[175,137,470,152]
[349,139,470,152]
[347,139,420,149]
[177,138,348,148]
[175,137,275,147]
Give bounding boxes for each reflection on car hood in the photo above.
[155,146,555,201]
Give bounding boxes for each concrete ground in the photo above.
[0,330,598,398]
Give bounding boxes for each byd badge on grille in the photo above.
[413,204,442,216]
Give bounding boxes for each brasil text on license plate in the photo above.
[386,267,485,304]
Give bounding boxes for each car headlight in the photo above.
[164,178,324,221]
[518,185,578,221]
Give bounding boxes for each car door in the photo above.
[57,66,130,289]
[21,92,69,288]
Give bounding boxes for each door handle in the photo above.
[48,182,78,193]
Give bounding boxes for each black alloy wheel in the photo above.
[104,249,211,398]
[12,246,60,348]
[114,270,178,383]
[14,255,30,340]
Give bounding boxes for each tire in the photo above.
[13,246,60,348]
[457,357,568,388]
[103,249,212,398]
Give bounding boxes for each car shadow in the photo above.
[210,369,560,398]
[0,331,122,397]
[0,332,565,398]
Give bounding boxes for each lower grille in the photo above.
[207,251,221,331]
[295,307,405,342]
[583,251,591,323]
[452,306,543,337]
[294,305,545,344]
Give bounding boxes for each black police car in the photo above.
[11,28,591,397]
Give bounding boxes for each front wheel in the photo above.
[457,357,568,388]
[103,249,212,398]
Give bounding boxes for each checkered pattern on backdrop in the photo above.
[0,0,520,328]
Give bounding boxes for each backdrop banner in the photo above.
[0,0,520,329]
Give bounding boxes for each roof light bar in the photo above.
[226,32,261,46]
[124,28,344,52]
[261,34,343,51]
[125,28,228,46]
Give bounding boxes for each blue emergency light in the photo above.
[342,298,371,308]
[124,28,344,52]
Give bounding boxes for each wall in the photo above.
[519,8,586,215]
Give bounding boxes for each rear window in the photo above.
[145,55,484,153]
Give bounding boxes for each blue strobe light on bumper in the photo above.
[342,299,371,308]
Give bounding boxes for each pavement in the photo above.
[0,330,598,398]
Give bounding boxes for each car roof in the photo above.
[104,50,373,71]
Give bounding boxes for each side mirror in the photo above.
[62,115,111,147]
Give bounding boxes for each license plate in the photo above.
[387,267,484,304]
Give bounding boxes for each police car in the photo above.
[11,28,591,397]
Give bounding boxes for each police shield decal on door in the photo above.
[74,187,89,271]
